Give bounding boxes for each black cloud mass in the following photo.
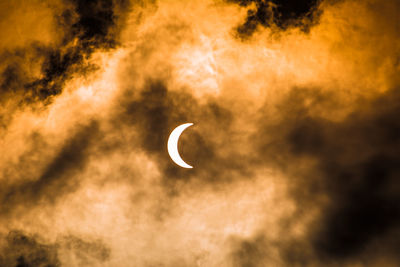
[227,0,321,38]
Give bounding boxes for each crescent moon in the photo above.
[167,123,193,169]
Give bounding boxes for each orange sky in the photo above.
[0,0,399,266]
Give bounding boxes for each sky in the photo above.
[0,0,399,266]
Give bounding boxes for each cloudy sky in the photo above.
[0,0,399,266]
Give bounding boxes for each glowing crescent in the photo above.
[167,123,193,169]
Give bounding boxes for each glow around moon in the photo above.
[167,123,194,169]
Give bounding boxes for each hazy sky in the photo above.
[0,0,399,266]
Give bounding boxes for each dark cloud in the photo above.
[230,236,272,267]
[0,0,131,123]
[227,0,321,38]
[236,86,400,265]
[59,235,111,265]
[0,231,111,267]
[0,121,100,216]
[302,89,400,262]
[115,79,252,187]
[33,0,130,99]
[0,230,60,267]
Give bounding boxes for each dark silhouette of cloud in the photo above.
[230,86,400,265]
[227,0,321,38]
[0,0,131,130]
[115,79,253,186]
[0,121,100,216]
[0,230,111,267]
[0,230,61,267]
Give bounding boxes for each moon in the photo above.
[167,123,194,169]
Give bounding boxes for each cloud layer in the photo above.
[0,0,399,266]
